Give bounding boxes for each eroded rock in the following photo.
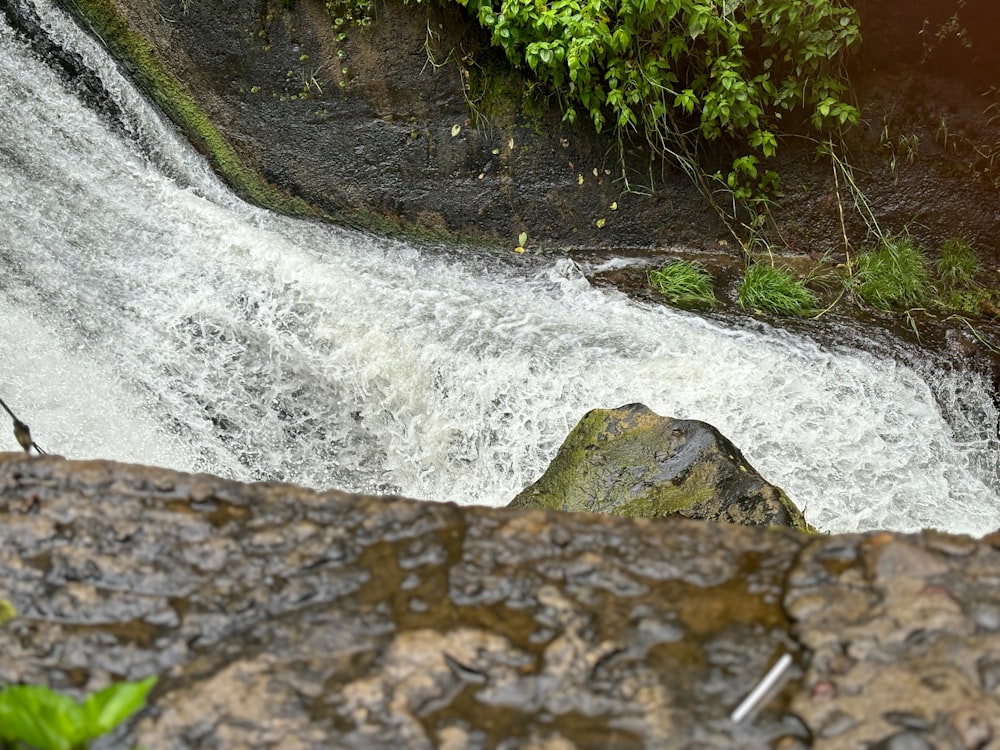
[509,403,809,531]
[0,453,805,748]
[3,453,1000,748]
[787,531,1000,748]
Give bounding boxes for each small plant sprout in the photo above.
[514,231,527,253]
[647,261,716,306]
[0,677,157,750]
[738,263,817,317]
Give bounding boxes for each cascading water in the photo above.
[1,0,998,535]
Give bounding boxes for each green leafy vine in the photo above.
[410,0,861,224]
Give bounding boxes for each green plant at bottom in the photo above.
[647,261,716,306]
[0,599,15,627]
[854,236,931,310]
[737,263,817,317]
[0,677,156,750]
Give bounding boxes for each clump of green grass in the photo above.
[647,261,716,306]
[737,263,817,317]
[935,238,980,289]
[853,236,931,310]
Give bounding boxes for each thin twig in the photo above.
[830,140,852,274]
[0,396,46,455]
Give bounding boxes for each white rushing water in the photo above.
[1,1,998,535]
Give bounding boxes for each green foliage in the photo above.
[0,677,156,750]
[928,238,1000,319]
[324,0,374,29]
[938,288,996,316]
[737,262,816,316]
[413,0,860,197]
[935,237,980,289]
[0,599,15,627]
[854,236,931,310]
[647,261,716,305]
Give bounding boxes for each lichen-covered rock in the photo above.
[509,403,809,530]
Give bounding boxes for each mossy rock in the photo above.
[510,403,809,531]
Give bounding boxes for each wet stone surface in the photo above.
[510,403,808,531]
[2,454,1000,748]
[787,531,1000,749]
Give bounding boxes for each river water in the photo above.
[1,0,998,535]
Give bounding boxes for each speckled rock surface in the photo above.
[509,403,808,531]
[787,531,1000,749]
[2,453,1000,748]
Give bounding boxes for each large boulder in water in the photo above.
[510,403,809,530]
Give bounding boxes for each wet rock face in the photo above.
[788,531,1000,748]
[3,454,1000,747]
[55,0,1000,258]
[55,0,720,248]
[0,454,806,748]
[509,403,808,531]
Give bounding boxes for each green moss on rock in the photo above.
[510,403,810,531]
[59,0,316,216]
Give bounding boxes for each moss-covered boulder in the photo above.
[510,403,809,530]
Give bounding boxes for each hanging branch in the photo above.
[0,397,46,455]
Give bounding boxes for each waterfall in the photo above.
[1,0,998,535]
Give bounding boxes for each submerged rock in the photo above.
[510,403,809,531]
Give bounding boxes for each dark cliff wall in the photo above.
[53,0,1000,258]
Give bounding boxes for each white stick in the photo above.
[730,652,793,723]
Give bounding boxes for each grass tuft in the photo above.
[737,263,817,317]
[936,238,980,289]
[854,236,931,310]
[647,261,716,306]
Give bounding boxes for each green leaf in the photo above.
[0,598,16,626]
[687,11,706,39]
[674,89,698,114]
[82,676,157,737]
[0,686,86,750]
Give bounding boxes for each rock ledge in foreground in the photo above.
[2,454,1000,748]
